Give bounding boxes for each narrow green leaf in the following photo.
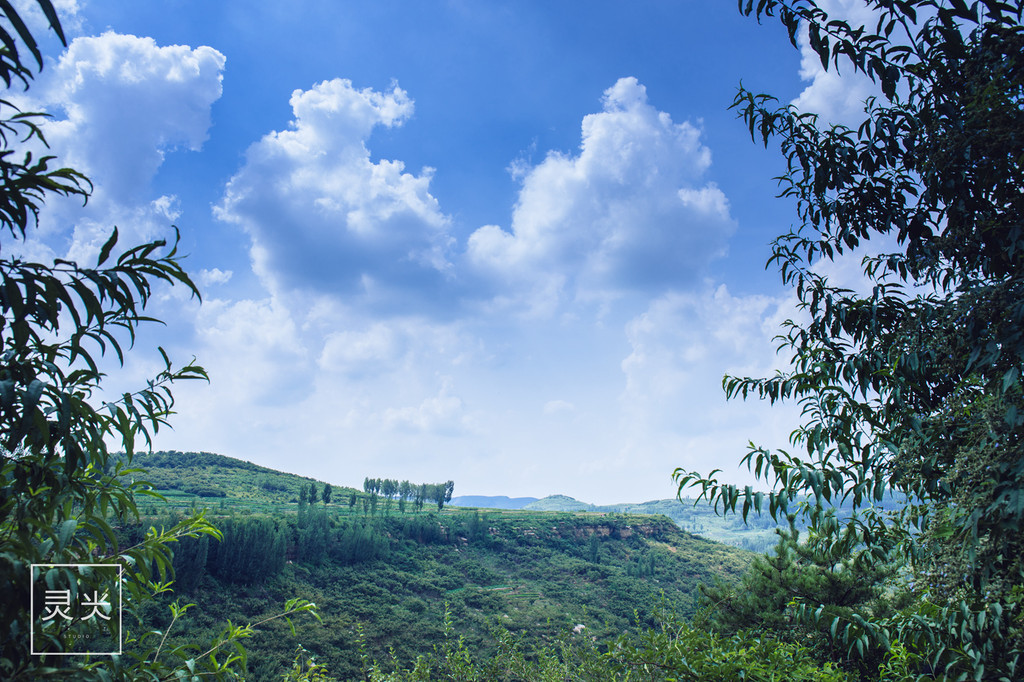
[97,227,118,266]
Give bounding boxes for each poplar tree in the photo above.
[398,480,412,513]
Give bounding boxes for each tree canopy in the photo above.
[676,1,1023,678]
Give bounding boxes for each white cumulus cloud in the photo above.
[468,77,735,314]
[39,32,225,203]
[197,268,233,288]
[215,78,455,308]
[9,32,225,265]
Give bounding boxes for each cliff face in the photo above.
[550,515,679,540]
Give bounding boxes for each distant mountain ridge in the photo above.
[451,494,600,512]
[449,495,539,509]
[447,494,603,511]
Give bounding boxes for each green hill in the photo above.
[524,494,594,512]
[127,450,352,508]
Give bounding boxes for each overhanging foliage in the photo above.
[676,1,1023,678]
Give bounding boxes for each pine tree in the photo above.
[700,525,898,670]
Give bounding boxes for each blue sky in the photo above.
[16,0,880,504]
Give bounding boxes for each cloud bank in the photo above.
[18,39,799,501]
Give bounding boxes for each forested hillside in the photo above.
[123,452,752,680]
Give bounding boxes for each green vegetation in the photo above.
[120,453,752,680]
[120,450,934,681]
[354,606,850,681]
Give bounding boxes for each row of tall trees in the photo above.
[207,517,288,585]
[363,478,454,513]
[297,481,331,506]
[292,478,458,516]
